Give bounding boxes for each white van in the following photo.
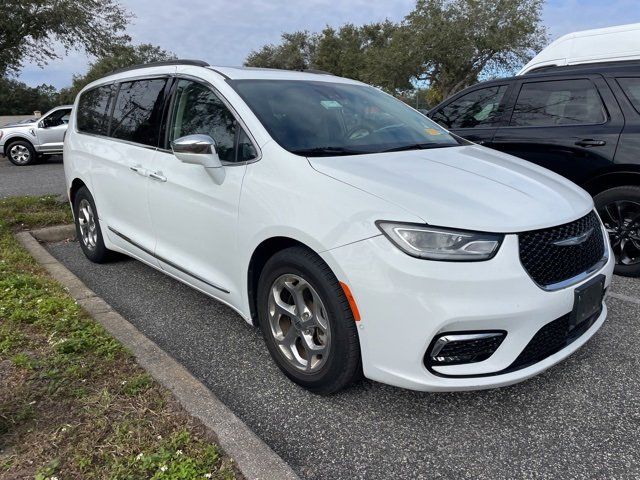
[64,60,614,393]
[519,23,640,75]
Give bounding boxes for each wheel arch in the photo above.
[3,135,36,156]
[69,178,88,207]
[582,166,640,196]
[247,236,318,326]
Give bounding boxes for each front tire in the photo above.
[257,246,362,394]
[73,186,114,263]
[6,140,36,166]
[594,185,640,277]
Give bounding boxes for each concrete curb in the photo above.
[16,227,300,480]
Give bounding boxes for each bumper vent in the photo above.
[426,332,506,367]
[518,211,605,289]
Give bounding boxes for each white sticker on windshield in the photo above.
[320,100,343,109]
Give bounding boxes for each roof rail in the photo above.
[108,59,209,76]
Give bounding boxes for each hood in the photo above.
[2,120,36,128]
[308,145,593,233]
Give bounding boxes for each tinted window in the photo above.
[510,79,606,127]
[231,80,461,156]
[617,77,640,114]
[169,80,252,162]
[431,85,508,129]
[77,85,115,135]
[110,79,167,146]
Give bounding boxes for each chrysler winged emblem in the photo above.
[553,227,594,247]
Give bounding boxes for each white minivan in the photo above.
[64,60,614,393]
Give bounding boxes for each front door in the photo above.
[491,76,623,185]
[147,78,258,304]
[36,108,71,152]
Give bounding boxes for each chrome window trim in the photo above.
[107,226,230,294]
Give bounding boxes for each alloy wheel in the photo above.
[77,199,98,251]
[599,200,640,266]
[9,144,31,165]
[267,274,331,373]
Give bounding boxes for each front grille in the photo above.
[518,211,605,288]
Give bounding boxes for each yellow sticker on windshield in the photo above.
[425,128,442,135]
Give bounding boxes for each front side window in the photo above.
[77,85,115,135]
[431,85,509,129]
[42,108,72,128]
[617,77,640,114]
[168,80,250,162]
[510,79,606,127]
[110,79,167,146]
[231,79,462,156]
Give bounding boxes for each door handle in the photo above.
[149,171,167,182]
[575,139,606,147]
[130,165,146,175]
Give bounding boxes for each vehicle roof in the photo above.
[84,60,363,91]
[439,60,640,99]
[518,23,640,74]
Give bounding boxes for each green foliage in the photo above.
[245,31,318,71]
[0,195,237,479]
[57,44,176,104]
[0,0,131,76]
[0,77,59,114]
[397,0,547,102]
[245,0,547,99]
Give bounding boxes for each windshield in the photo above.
[230,79,464,156]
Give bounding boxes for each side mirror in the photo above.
[171,134,225,183]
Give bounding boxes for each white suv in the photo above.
[64,60,614,393]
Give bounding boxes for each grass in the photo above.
[0,196,238,479]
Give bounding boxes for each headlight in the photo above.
[376,221,503,261]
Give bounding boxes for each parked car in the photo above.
[0,105,73,165]
[428,61,640,277]
[64,60,613,393]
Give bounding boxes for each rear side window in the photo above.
[617,77,640,114]
[77,85,115,135]
[510,79,606,127]
[431,85,509,129]
[168,79,256,162]
[110,79,167,146]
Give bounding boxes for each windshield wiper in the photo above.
[291,146,368,157]
[382,143,454,153]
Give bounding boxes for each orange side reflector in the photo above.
[339,281,361,322]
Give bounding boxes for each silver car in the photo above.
[0,105,73,166]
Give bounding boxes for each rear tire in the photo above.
[73,186,114,263]
[594,185,640,277]
[257,246,362,394]
[6,140,36,166]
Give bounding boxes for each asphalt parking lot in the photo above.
[0,155,66,198]
[47,240,640,480]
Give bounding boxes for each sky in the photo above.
[16,0,640,89]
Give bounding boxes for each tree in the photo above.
[396,0,547,102]
[0,0,131,76]
[58,44,176,104]
[245,32,318,71]
[0,77,58,114]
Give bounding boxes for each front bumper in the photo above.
[321,232,614,392]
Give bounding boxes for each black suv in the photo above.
[429,61,640,277]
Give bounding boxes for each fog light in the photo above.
[426,332,506,367]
